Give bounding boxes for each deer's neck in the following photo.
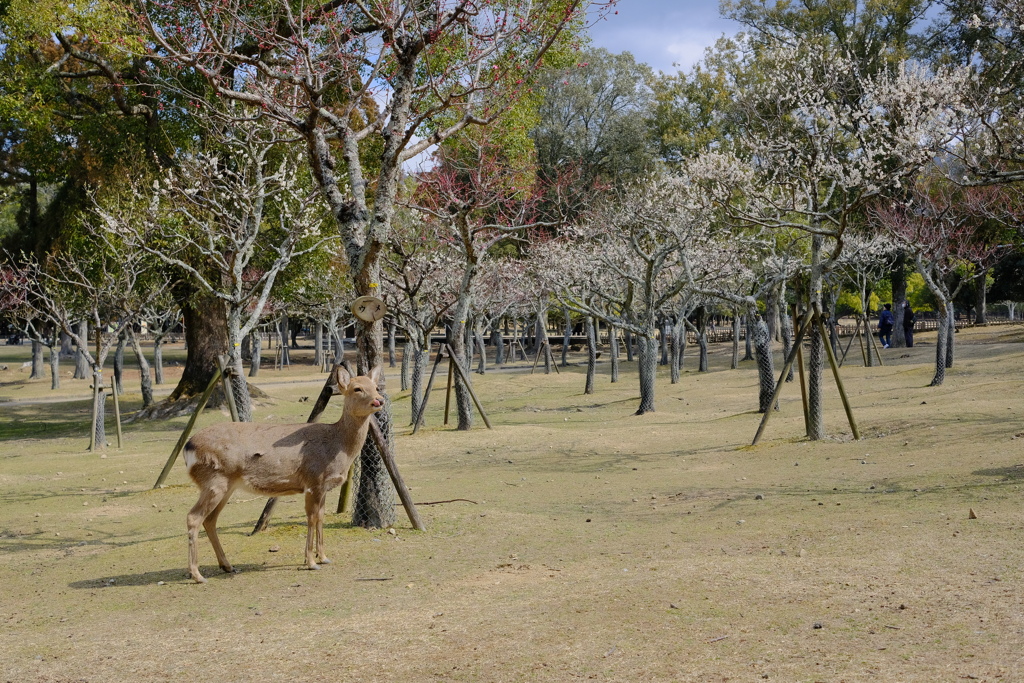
[336,410,373,457]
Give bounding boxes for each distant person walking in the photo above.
[878,303,895,348]
[902,301,915,348]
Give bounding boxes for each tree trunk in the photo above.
[313,322,324,368]
[168,291,230,401]
[945,302,955,369]
[670,317,685,384]
[279,316,291,366]
[807,234,827,441]
[127,330,155,408]
[743,314,754,361]
[891,251,908,348]
[387,318,397,367]
[59,331,74,359]
[30,340,44,379]
[449,315,475,431]
[766,286,780,342]
[74,320,88,379]
[975,270,988,325]
[562,307,571,366]
[410,341,427,425]
[91,369,107,449]
[584,315,597,395]
[930,303,949,386]
[400,339,411,391]
[491,321,505,366]
[49,345,60,390]
[249,330,261,377]
[780,307,794,382]
[635,334,657,415]
[731,313,740,369]
[753,318,776,413]
[153,336,165,385]
[624,330,634,362]
[659,317,670,365]
[113,334,126,395]
[609,324,619,383]
[475,326,487,374]
[350,305,396,529]
[696,313,708,373]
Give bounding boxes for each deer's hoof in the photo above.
[221,565,238,574]
[306,562,321,571]
[192,573,207,584]
[318,557,332,565]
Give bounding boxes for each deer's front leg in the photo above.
[303,490,328,569]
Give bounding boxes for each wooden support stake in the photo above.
[412,343,446,434]
[110,374,123,449]
[368,417,425,531]
[865,315,884,366]
[444,344,493,430]
[812,303,860,440]
[530,341,544,374]
[857,315,869,366]
[794,309,810,438]
[443,356,454,425]
[153,366,223,488]
[218,355,240,423]
[752,310,816,446]
[839,317,861,367]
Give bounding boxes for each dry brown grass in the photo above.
[2,325,1024,682]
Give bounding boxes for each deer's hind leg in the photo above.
[187,476,234,583]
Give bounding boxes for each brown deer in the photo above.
[183,365,383,583]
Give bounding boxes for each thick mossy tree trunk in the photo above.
[409,339,428,425]
[168,289,230,401]
[491,320,504,366]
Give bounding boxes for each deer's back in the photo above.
[184,422,352,496]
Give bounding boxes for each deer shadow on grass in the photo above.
[67,562,274,589]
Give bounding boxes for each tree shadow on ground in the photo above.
[973,464,1024,480]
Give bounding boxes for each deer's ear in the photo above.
[367,365,382,387]
[333,365,352,392]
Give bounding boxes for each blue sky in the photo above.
[587,0,744,74]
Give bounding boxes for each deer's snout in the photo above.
[371,398,383,409]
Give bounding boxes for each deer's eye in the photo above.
[354,388,362,393]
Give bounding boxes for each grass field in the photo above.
[2,325,1023,682]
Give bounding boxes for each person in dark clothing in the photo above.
[878,303,894,348]
[902,301,915,348]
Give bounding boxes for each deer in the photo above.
[182,365,383,583]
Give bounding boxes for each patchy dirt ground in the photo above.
[2,325,1023,682]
